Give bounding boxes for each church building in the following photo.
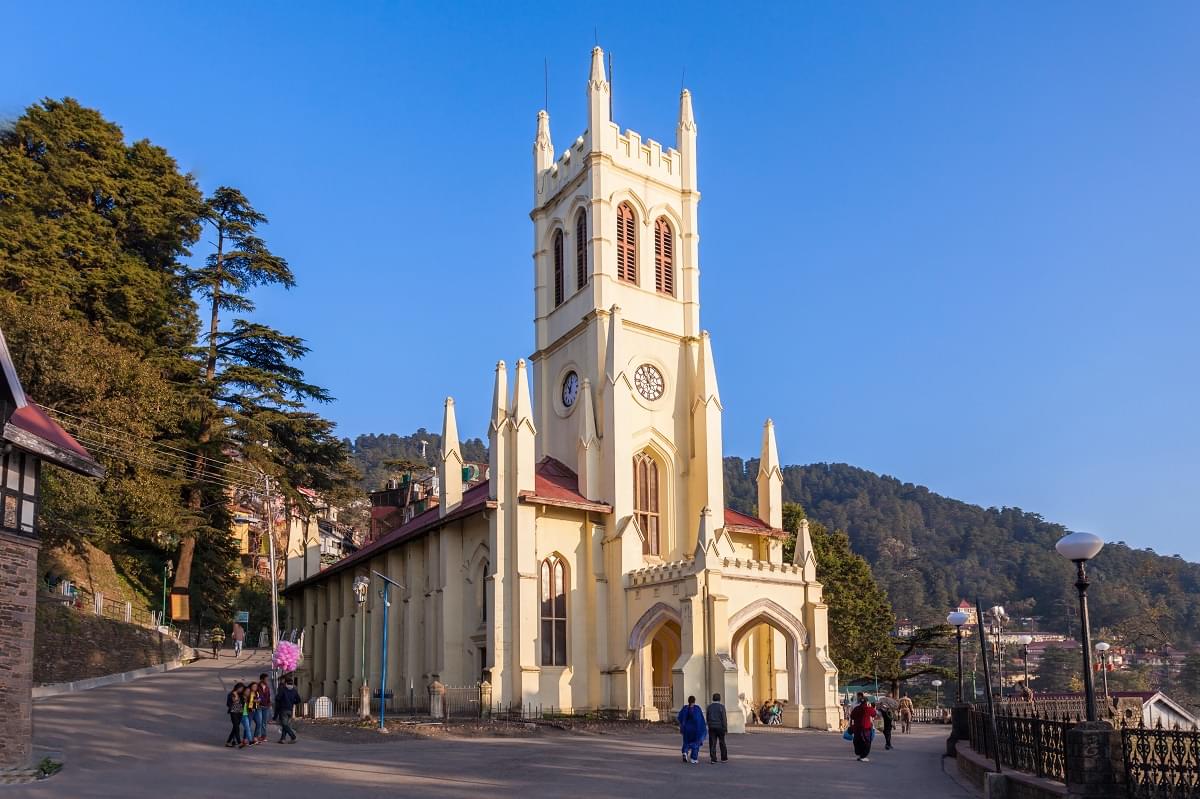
[283,47,840,731]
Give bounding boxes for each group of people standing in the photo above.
[225,673,302,747]
[676,693,729,764]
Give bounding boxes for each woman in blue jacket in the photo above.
[677,695,706,764]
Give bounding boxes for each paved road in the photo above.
[12,654,975,798]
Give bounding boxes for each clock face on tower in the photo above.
[561,371,580,408]
[634,364,665,401]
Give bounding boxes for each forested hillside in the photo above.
[347,431,488,492]
[726,459,1200,647]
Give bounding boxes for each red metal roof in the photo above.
[285,480,493,593]
[723,507,769,529]
[723,507,787,538]
[524,457,612,513]
[9,405,93,462]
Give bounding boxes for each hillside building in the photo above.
[283,47,840,731]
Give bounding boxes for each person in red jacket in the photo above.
[848,692,877,762]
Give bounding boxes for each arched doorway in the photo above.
[729,599,809,727]
[629,602,683,720]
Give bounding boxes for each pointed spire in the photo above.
[758,419,781,479]
[578,378,598,445]
[510,359,536,492]
[511,358,533,424]
[441,397,460,459]
[587,46,610,132]
[757,418,783,529]
[695,330,721,407]
[490,360,508,432]
[678,89,696,132]
[534,110,554,172]
[605,305,623,386]
[576,378,600,500]
[589,46,607,89]
[439,397,463,515]
[792,518,817,581]
[488,361,508,503]
[694,506,716,562]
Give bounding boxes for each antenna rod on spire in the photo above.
[544,57,549,111]
[681,66,686,93]
[607,51,613,119]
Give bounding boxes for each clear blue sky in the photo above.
[6,3,1198,559]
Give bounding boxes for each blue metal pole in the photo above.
[379,583,389,731]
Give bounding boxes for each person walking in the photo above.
[231,623,245,657]
[253,673,272,743]
[898,695,914,733]
[677,695,706,765]
[879,704,895,750]
[241,682,257,746]
[226,682,246,747]
[706,693,728,763]
[274,677,302,743]
[848,692,877,762]
[210,626,225,658]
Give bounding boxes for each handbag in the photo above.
[843,729,854,741]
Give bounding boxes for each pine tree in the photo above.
[781,502,899,683]
[171,186,352,614]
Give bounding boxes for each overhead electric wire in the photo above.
[69,440,256,493]
[36,404,263,481]
[62,432,258,492]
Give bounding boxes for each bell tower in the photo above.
[530,47,722,561]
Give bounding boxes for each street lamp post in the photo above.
[933,679,943,709]
[353,575,370,720]
[372,570,404,731]
[1055,531,1105,723]
[1096,642,1112,705]
[1017,635,1034,698]
[989,605,1008,698]
[160,561,172,628]
[947,611,969,703]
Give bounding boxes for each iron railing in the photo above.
[1122,721,1200,799]
[968,707,1075,781]
[652,686,674,718]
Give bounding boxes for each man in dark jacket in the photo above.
[273,678,302,743]
[707,693,728,763]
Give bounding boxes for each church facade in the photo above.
[283,47,840,731]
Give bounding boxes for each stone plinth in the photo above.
[1064,721,1124,799]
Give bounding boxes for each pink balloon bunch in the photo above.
[273,640,302,672]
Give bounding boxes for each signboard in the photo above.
[236,610,249,624]
[170,592,190,622]
[312,696,332,719]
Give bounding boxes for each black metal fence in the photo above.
[1122,723,1200,799]
[968,707,1074,781]
[969,705,1200,796]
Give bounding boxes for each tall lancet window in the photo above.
[633,452,661,556]
[616,202,637,284]
[575,209,588,291]
[654,217,674,296]
[540,556,568,666]
[553,229,565,307]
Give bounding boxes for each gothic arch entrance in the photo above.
[729,599,808,727]
[629,602,683,721]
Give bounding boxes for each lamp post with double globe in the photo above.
[989,605,1009,697]
[947,610,970,703]
[1056,531,1105,722]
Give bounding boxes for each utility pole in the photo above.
[263,473,280,652]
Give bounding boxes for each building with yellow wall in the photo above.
[283,47,840,731]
